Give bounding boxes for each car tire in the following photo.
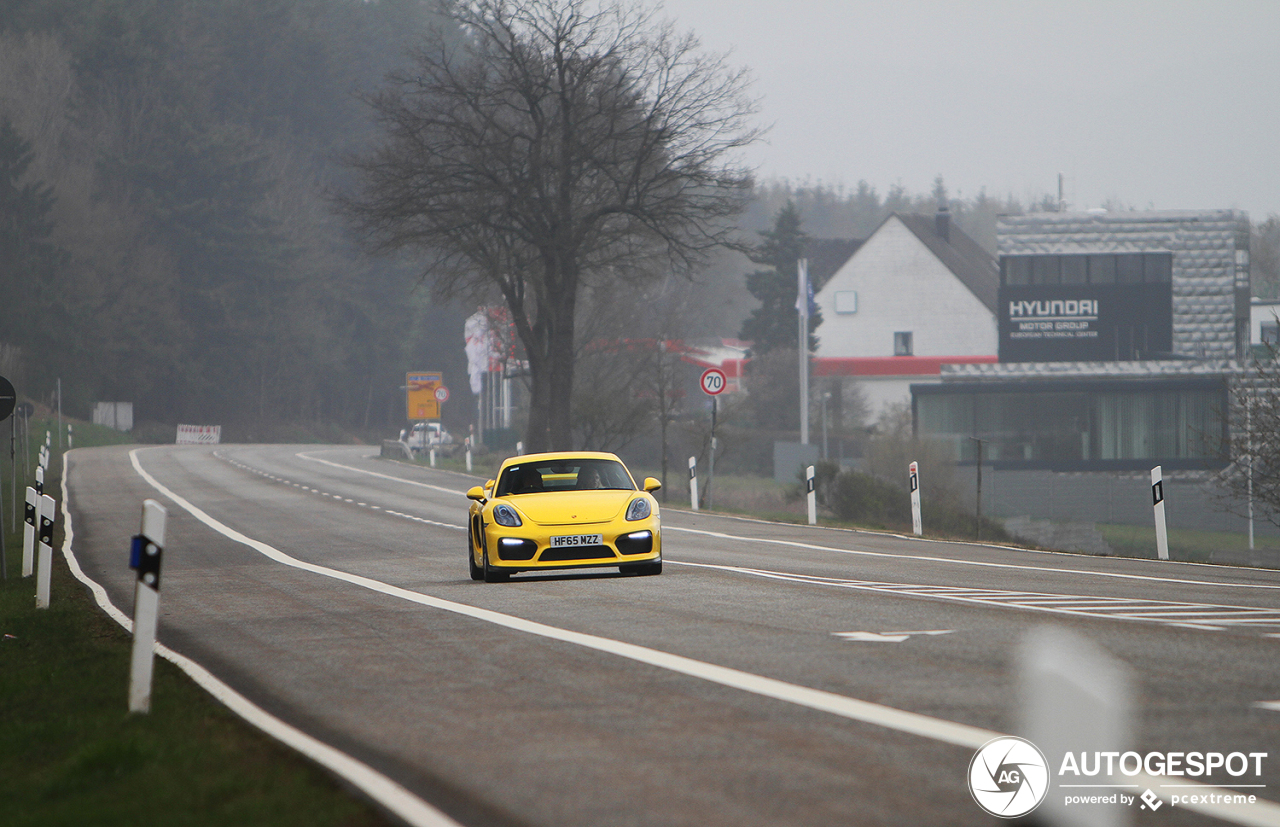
[468,523,483,581]
[482,548,509,583]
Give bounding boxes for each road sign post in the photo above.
[129,499,167,713]
[1151,466,1169,561]
[909,461,922,536]
[699,369,725,511]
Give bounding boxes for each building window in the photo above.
[1003,257,1031,285]
[834,291,858,314]
[894,331,913,356]
[1000,252,1172,285]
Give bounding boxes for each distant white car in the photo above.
[407,422,452,450]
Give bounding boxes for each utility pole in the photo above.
[798,258,810,445]
[970,436,988,540]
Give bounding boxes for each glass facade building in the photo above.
[913,378,1227,470]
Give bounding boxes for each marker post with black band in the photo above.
[806,465,816,525]
[34,494,55,608]
[688,456,698,511]
[129,499,168,713]
[909,461,922,536]
[22,486,36,577]
[1151,465,1169,561]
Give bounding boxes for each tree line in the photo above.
[0,0,467,434]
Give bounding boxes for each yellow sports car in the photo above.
[467,451,662,582]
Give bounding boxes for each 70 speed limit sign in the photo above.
[700,368,727,396]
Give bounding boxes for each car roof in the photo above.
[497,451,624,472]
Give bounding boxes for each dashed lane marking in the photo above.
[214,453,463,532]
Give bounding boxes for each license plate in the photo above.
[550,534,603,547]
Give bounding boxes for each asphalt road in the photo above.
[61,444,1280,827]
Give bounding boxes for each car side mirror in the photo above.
[466,486,487,501]
[643,477,662,492]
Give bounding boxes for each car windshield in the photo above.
[496,459,635,496]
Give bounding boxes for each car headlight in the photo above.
[493,504,522,527]
[625,497,651,521]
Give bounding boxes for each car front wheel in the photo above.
[482,547,509,583]
[468,524,483,581]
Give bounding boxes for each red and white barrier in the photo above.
[176,424,221,445]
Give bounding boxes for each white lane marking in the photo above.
[61,455,463,827]
[128,448,994,749]
[216,454,463,533]
[122,448,1280,827]
[296,450,464,496]
[832,630,953,643]
[671,561,1280,634]
[665,525,1280,593]
[1256,700,1280,712]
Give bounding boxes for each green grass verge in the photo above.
[0,419,392,827]
[1098,522,1280,564]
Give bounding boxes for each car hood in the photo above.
[506,490,634,525]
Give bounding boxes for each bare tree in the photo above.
[1217,359,1280,526]
[342,0,757,451]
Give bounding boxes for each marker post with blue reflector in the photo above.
[1151,465,1169,561]
[688,456,698,511]
[129,499,167,713]
[35,494,54,608]
[23,486,36,577]
[909,461,922,536]
[806,465,816,525]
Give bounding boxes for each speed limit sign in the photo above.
[699,368,727,396]
[434,386,450,403]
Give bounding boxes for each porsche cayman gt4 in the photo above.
[467,452,662,582]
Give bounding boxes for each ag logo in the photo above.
[968,736,1050,818]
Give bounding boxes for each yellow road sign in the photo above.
[406,371,445,420]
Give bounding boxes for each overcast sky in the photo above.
[657,0,1280,218]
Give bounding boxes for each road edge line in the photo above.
[60,450,463,827]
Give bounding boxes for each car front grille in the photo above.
[539,545,616,562]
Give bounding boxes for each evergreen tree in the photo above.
[0,117,63,350]
[738,201,820,354]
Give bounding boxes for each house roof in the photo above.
[803,238,863,290]
[892,213,999,313]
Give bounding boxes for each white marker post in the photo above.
[909,461,922,536]
[688,456,699,511]
[67,424,73,449]
[129,500,167,713]
[1151,465,1169,561]
[516,441,524,456]
[22,486,36,577]
[429,447,436,468]
[465,439,473,472]
[35,494,55,608]
[806,465,816,525]
[34,463,44,495]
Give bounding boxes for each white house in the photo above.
[813,209,999,421]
